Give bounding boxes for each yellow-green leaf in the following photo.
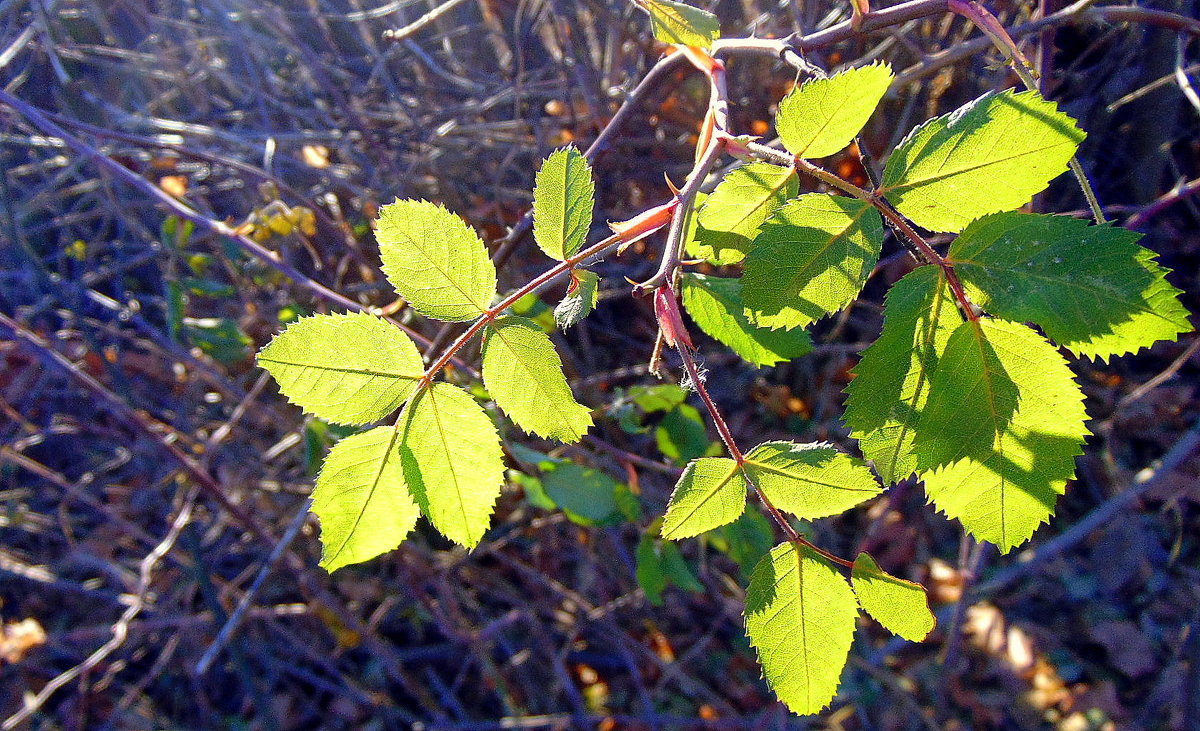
[661,457,746,539]
[880,90,1084,233]
[850,552,935,641]
[638,0,720,49]
[399,384,505,548]
[534,147,595,261]
[914,319,1089,552]
[745,541,859,715]
[680,274,812,367]
[482,316,593,443]
[257,311,424,425]
[691,163,798,265]
[949,212,1192,360]
[742,194,883,330]
[312,427,419,572]
[744,441,882,520]
[842,267,963,483]
[375,199,497,321]
[777,63,893,159]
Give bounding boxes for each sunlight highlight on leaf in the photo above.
[257,311,424,425]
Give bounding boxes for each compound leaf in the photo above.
[949,212,1192,360]
[851,552,935,641]
[312,426,419,572]
[843,267,963,483]
[691,163,798,264]
[777,62,894,159]
[661,457,747,539]
[375,199,497,321]
[399,383,505,548]
[744,441,882,520]
[534,147,595,261]
[746,541,859,715]
[681,274,812,367]
[639,0,720,48]
[554,269,600,329]
[258,311,424,425]
[482,316,593,442]
[880,90,1084,233]
[914,319,1088,552]
[742,194,883,330]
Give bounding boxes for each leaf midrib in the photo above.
[259,356,421,380]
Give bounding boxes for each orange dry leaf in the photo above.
[301,144,330,168]
[159,175,188,198]
[1,617,47,664]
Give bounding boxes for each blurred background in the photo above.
[1,1,1198,728]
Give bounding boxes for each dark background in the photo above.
[1,1,1198,728]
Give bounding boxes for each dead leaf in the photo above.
[1,617,47,664]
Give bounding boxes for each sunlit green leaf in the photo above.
[949,212,1192,360]
[399,384,505,548]
[312,426,418,572]
[681,274,812,367]
[482,316,593,443]
[639,0,720,48]
[914,319,1089,552]
[843,267,963,483]
[661,457,746,539]
[743,441,882,519]
[745,541,859,715]
[777,63,893,159]
[880,90,1084,233]
[690,164,798,264]
[742,194,884,330]
[258,311,424,425]
[375,199,497,321]
[554,269,600,329]
[851,552,934,641]
[534,147,595,261]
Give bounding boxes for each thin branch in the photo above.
[3,486,200,730]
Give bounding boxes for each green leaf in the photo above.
[851,552,935,641]
[743,442,882,520]
[660,541,704,592]
[399,383,505,548]
[311,426,419,572]
[707,510,775,579]
[661,457,747,539]
[777,63,894,159]
[482,316,593,443]
[681,274,812,367]
[690,164,798,265]
[534,147,595,261]
[258,311,425,426]
[745,541,859,715]
[632,384,688,413]
[636,536,668,605]
[880,90,1084,233]
[655,403,715,464]
[375,199,497,321]
[637,536,703,605]
[843,267,963,483]
[742,194,884,330]
[554,269,600,329]
[914,319,1089,552]
[949,212,1192,360]
[542,462,620,524]
[639,0,720,48]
